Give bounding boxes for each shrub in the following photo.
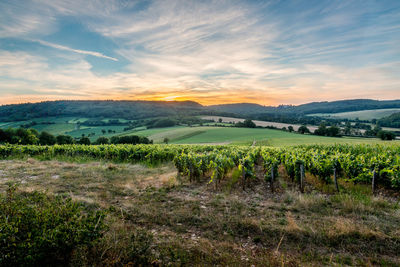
[377,130,396,140]
[0,186,106,266]
[95,136,109,145]
[39,131,56,145]
[56,134,74,145]
[78,137,91,145]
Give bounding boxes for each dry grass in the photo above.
[1,158,399,266]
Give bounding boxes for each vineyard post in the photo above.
[215,167,219,190]
[372,169,376,195]
[333,168,339,193]
[300,164,304,193]
[189,161,193,183]
[242,167,246,191]
[270,165,274,193]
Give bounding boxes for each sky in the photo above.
[0,0,399,106]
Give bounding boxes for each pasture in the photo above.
[135,126,397,146]
[309,108,400,120]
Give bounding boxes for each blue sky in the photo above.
[0,0,399,105]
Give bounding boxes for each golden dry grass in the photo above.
[1,158,399,266]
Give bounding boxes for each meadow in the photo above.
[309,108,400,120]
[135,126,397,146]
[2,115,400,147]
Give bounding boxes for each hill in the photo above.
[0,100,205,122]
[378,112,400,128]
[308,108,400,120]
[209,99,400,115]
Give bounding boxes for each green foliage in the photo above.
[0,143,399,189]
[94,136,109,145]
[298,125,310,134]
[235,119,256,128]
[56,134,74,144]
[378,111,400,128]
[78,136,91,145]
[110,135,151,144]
[0,186,105,266]
[0,128,39,145]
[377,130,396,140]
[39,131,56,145]
[151,118,178,128]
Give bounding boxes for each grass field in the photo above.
[202,116,318,132]
[131,126,398,146]
[309,108,400,120]
[1,158,399,265]
[2,116,399,146]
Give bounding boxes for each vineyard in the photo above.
[1,143,399,191]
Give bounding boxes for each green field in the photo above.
[0,117,130,141]
[309,108,400,120]
[132,126,397,146]
[2,117,399,146]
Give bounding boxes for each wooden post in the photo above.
[372,169,376,195]
[242,168,246,191]
[333,168,339,193]
[270,165,275,193]
[189,162,193,183]
[215,167,218,190]
[300,164,304,193]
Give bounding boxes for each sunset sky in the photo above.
[0,0,399,106]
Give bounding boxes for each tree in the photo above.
[101,129,106,135]
[298,125,310,134]
[377,130,396,140]
[78,137,91,145]
[94,137,109,145]
[218,118,223,123]
[152,118,177,128]
[314,123,327,136]
[0,129,7,143]
[163,137,169,144]
[56,135,74,145]
[288,126,294,132]
[372,125,382,136]
[243,119,256,128]
[39,131,56,145]
[326,125,340,137]
[16,128,39,145]
[344,121,352,135]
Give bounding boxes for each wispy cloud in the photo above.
[33,39,118,61]
[0,0,399,105]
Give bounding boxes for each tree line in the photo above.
[0,128,152,145]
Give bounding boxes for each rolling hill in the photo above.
[2,99,400,122]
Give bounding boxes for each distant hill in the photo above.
[378,112,400,128]
[207,103,276,114]
[1,99,400,122]
[209,99,400,115]
[0,100,205,121]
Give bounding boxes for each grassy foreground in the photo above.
[1,159,399,266]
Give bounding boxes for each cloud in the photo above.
[33,39,118,61]
[0,0,399,105]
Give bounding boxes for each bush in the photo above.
[39,131,56,145]
[95,136,109,145]
[377,130,396,140]
[56,134,74,145]
[298,125,310,134]
[78,137,91,145]
[0,186,106,266]
[152,118,177,128]
[110,135,151,144]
